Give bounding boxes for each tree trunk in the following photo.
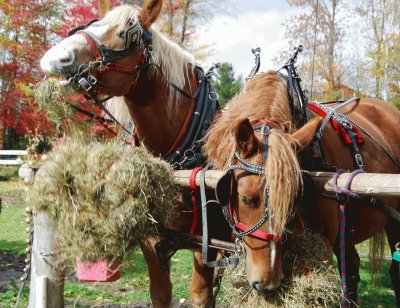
[28,212,64,308]
[168,0,174,37]
[180,0,192,45]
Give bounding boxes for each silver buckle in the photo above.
[355,153,363,168]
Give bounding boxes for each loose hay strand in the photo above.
[27,138,180,263]
[222,229,342,308]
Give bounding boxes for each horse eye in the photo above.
[241,195,259,206]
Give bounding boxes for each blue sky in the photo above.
[195,1,302,78]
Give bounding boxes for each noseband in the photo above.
[218,122,283,243]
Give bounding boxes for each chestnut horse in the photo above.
[204,71,400,305]
[40,1,231,307]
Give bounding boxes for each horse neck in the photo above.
[124,66,194,156]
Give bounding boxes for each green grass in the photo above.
[0,179,26,255]
[358,259,396,307]
[0,166,19,182]
[0,179,398,307]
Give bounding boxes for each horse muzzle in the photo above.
[250,273,283,291]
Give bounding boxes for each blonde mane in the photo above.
[103,5,196,121]
[204,71,302,235]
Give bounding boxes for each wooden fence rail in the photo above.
[173,170,400,197]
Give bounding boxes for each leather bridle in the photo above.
[64,17,153,134]
[67,17,152,83]
[216,123,283,243]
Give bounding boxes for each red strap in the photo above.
[308,103,365,145]
[229,192,282,242]
[106,62,140,74]
[251,120,282,129]
[78,31,102,61]
[188,167,203,234]
[235,221,282,242]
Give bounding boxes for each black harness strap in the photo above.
[200,164,240,267]
[166,66,220,170]
[365,197,400,223]
[69,102,114,123]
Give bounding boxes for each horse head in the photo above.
[40,0,162,97]
[219,117,322,291]
[40,0,198,156]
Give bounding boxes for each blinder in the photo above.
[215,170,232,207]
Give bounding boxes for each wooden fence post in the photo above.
[28,211,64,308]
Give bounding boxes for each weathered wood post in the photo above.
[28,211,64,308]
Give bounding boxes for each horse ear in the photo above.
[290,117,322,151]
[98,0,112,18]
[140,0,163,28]
[234,119,257,157]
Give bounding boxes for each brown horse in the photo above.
[39,1,231,307]
[204,70,400,304]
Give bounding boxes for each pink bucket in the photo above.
[76,259,121,282]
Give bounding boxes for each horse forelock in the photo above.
[204,71,294,169]
[100,5,196,116]
[100,5,140,26]
[265,130,302,235]
[204,71,301,235]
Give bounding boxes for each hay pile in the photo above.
[27,138,180,262]
[222,229,342,307]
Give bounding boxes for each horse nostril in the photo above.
[251,281,264,291]
[58,50,74,66]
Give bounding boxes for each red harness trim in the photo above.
[188,167,203,235]
[307,103,365,145]
[251,120,282,129]
[78,31,102,61]
[163,71,198,158]
[235,221,282,242]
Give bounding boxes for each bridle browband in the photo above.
[221,123,283,243]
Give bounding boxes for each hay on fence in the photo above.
[222,229,342,308]
[27,138,180,263]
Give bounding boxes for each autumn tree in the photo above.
[278,0,346,99]
[159,0,229,58]
[356,0,400,103]
[0,0,65,149]
[212,63,242,107]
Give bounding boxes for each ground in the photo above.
[0,253,25,294]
